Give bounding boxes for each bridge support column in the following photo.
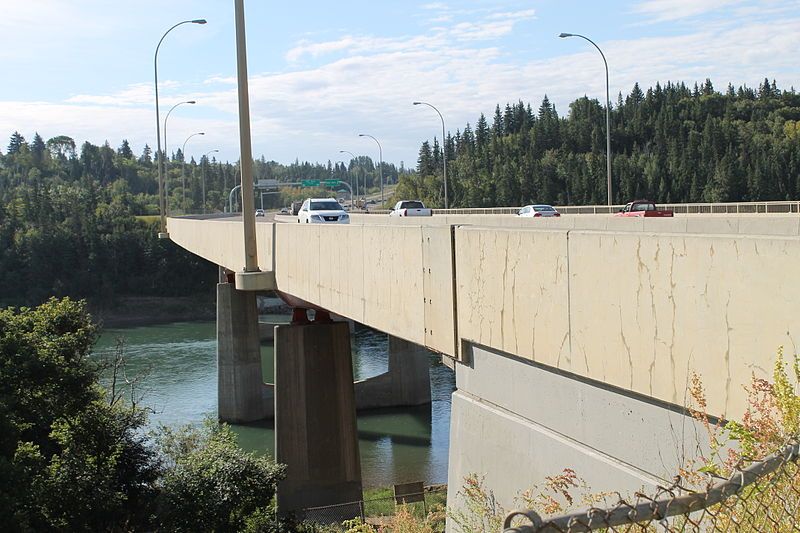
[275,320,362,513]
[355,335,431,408]
[217,282,267,423]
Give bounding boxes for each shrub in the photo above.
[157,421,286,532]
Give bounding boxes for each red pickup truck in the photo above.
[616,200,674,217]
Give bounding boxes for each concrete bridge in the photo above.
[167,210,800,519]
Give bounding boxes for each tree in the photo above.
[7,131,26,154]
[139,144,153,165]
[30,133,46,166]
[417,141,435,177]
[46,135,76,159]
[158,421,285,532]
[118,139,134,159]
[0,298,161,530]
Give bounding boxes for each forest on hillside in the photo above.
[0,135,402,306]
[400,78,800,208]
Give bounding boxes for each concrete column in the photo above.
[387,335,432,405]
[217,282,267,423]
[275,321,362,512]
[355,335,432,409]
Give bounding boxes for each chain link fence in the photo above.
[504,441,799,532]
[298,484,447,529]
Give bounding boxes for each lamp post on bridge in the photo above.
[153,18,206,237]
[181,132,205,213]
[163,99,196,215]
[201,149,219,214]
[339,150,358,206]
[358,134,383,206]
[413,101,448,209]
[559,32,612,207]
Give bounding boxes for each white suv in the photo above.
[297,198,350,224]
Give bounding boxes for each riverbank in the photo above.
[90,295,217,328]
[90,294,293,329]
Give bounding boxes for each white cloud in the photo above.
[66,83,153,106]
[633,0,745,23]
[286,8,535,62]
[286,36,359,62]
[1,3,799,165]
[422,2,449,10]
[203,76,237,85]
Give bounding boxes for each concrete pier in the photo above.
[275,321,362,512]
[217,282,268,423]
[355,335,432,408]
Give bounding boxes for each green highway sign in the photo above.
[323,179,341,186]
[301,179,320,187]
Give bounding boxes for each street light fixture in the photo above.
[154,18,206,237]
[358,134,383,205]
[202,149,219,214]
[163,99,196,213]
[413,101,448,209]
[559,32,612,207]
[181,132,205,213]
[339,150,358,202]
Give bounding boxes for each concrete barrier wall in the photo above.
[167,217,274,273]
[168,215,800,420]
[273,223,459,355]
[567,230,800,419]
[455,228,571,362]
[349,212,800,236]
[453,225,800,420]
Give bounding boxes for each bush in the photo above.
[157,421,286,532]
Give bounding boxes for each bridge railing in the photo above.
[503,440,800,532]
[410,200,800,216]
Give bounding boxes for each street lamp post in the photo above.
[202,149,219,214]
[181,132,205,213]
[153,18,206,238]
[559,32,612,207]
[339,150,358,204]
[358,134,383,205]
[413,101,448,209]
[163,99,196,215]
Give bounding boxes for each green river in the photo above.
[94,318,455,488]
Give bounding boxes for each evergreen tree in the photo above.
[119,139,134,159]
[7,131,26,154]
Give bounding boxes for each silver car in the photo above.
[518,204,561,217]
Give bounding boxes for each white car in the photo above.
[389,200,433,217]
[297,198,350,224]
[518,204,561,218]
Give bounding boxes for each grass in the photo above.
[361,485,447,520]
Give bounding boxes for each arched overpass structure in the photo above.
[168,211,800,519]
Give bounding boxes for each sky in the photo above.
[1,0,799,168]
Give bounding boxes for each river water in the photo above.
[94,319,455,488]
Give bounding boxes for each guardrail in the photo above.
[190,200,800,218]
[350,200,800,216]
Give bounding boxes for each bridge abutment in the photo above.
[274,321,363,513]
[445,343,711,530]
[217,282,268,423]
